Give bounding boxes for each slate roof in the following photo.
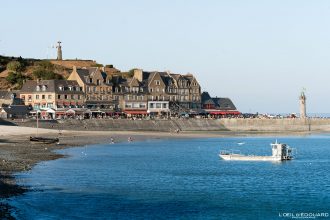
[212,98,237,110]
[0,90,14,100]
[1,105,30,115]
[20,80,83,94]
[201,92,237,110]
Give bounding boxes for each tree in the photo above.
[7,61,24,72]
[6,71,29,88]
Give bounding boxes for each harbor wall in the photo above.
[7,118,330,132]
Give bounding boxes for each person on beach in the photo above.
[128,137,133,142]
[110,137,115,144]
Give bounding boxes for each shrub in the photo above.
[7,61,24,72]
[32,69,63,80]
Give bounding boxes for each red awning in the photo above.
[209,111,241,115]
[124,110,148,115]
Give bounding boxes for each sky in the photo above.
[1,0,330,113]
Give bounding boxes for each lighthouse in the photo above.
[299,90,307,119]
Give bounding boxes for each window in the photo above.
[57,95,61,99]
[42,85,47,91]
[140,88,143,92]
[28,95,32,101]
[156,103,161,108]
[69,86,72,91]
[89,78,93,83]
[150,88,153,92]
[36,95,39,99]
[64,95,68,99]
[150,103,154,108]
[155,80,160,85]
[78,95,81,100]
[42,95,45,99]
[48,95,52,99]
[36,86,40,91]
[97,79,100,85]
[21,95,25,100]
[47,103,53,108]
[71,95,74,99]
[163,103,167,108]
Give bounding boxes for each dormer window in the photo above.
[42,85,47,91]
[89,78,93,83]
[58,86,63,91]
[68,86,72,91]
[36,85,41,91]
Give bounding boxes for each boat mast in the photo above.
[36,111,39,137]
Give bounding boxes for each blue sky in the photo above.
[1,0,330,113]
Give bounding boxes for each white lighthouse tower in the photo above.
[299,89,307,119]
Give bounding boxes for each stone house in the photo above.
[20,80,84,110]
[68,67,117,111]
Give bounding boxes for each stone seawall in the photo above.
[8,118,330,132]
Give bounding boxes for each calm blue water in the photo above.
[7,136,330,219]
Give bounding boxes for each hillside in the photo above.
[0,56,103,90]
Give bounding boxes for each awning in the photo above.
[209,111,241,115]
[124,110,148,115]
[46,109,56,113]
[66,109,75,114]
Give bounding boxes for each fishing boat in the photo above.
[30,136,59,144]
[219,140,295,161]
[29,110,60,144]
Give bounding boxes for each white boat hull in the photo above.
[219,154,283,161]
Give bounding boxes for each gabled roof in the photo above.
[201,92,212,102]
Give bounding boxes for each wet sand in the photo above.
[0,125,312,218]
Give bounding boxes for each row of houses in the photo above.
[1,66,240,119]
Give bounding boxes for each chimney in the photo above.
[133,69,143,82]
[37,78,40,83]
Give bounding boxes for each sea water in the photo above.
[8,136,330,219]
